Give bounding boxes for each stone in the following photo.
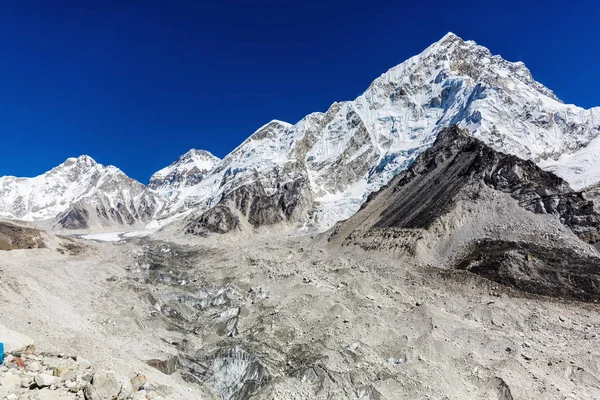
[130,375,147,391]
[54,366,76,381]
[83,370,120,400]
[37,388,78,400]
[74,357,91,370]
[35,373,58,388]
[27,361,43,372]
[147,391,160,399]
[11,357,26,368]
[117,375,133,399]
[21,376,33,388]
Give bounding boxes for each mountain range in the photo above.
[1,32,599,234]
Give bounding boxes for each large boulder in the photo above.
[0,324,34,354]
[84,370,121,400]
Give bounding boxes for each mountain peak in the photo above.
[437,31,461,44]
[181,149,220,163]
[149,148,221,190]
[62,155,98,168]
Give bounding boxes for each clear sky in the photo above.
[1,0,598,183]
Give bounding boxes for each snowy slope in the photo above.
[149,149,220,191]
[156,32,600,231]
[539,136,600,190]
[0,155,162,230]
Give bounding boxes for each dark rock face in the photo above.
[57,205,90,230]
[186,177,311,235]
[455,240,600,302]
[374,126,600,244]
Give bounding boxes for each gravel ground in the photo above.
[1,229,599,399]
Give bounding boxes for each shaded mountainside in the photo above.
[372,126,600,244]
[329,126,600,301]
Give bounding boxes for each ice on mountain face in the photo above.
[156,33,599,232]
[539,135,600,190]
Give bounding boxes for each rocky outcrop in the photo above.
[372,126,600,244]
[185,177,312,235]
[456,240,600,302]
[53,190,160,231]
[584,183,600,211]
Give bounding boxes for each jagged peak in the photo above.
[150,148,220,185]
[178,149,220,163]
[253,119,292,134]
[436,31,462,45]
[364,32,560,103]
[62,155,98,168]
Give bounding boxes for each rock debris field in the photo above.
[1,231,600,399]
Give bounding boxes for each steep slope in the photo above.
[0,155,162,231]
[328,126,600,301]
[149,149,220,191]
[159,33,600,233]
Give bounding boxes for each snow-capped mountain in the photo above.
[158,32,600,233]
[0,155,162,231]
[2,33,599,234]
[149,149,220,191]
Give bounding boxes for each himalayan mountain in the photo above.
[1,32,599,235]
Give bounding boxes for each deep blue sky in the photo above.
[1,0,598,183]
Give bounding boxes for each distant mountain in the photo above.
[159,33,600,234]
[0,155,162,231]
[149,149,220,191]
